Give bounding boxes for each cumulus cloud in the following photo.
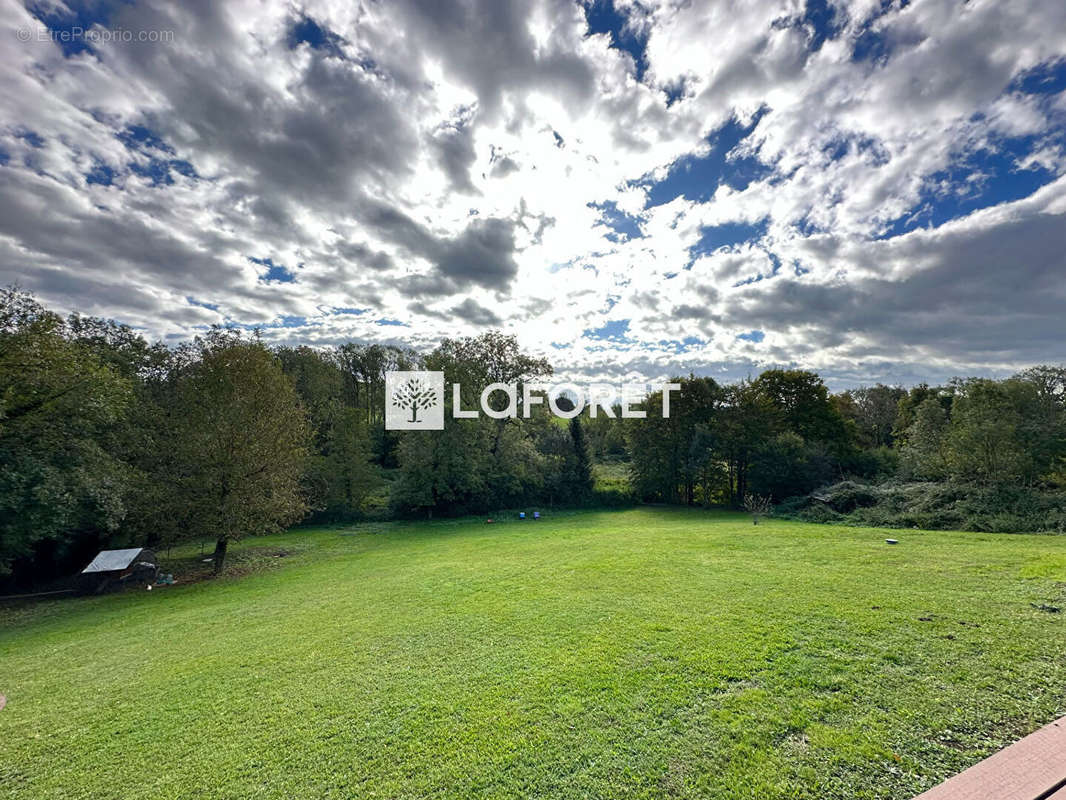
[1,0,1065,386]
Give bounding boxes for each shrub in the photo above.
[780,480,1066,533]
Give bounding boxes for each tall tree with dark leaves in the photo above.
[312,408,379,519]
[833,384,907,448]
[752,369,849,448]
[718,380,780,506]
[0,289,132,580]
[568,417,594,502]
[627,376,721,504]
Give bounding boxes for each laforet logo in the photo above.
[385,371,445,430]
[385,371,681,431]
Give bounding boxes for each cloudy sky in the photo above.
[2,0,1065,387]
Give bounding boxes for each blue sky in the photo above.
[2,0,1066,387]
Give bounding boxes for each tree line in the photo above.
[0,290,594,586]
[622,370,1066,507]
[3,286,1064,587]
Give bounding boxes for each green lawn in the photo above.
[2,509,1065,799]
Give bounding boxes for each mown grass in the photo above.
[1,508,1065,799]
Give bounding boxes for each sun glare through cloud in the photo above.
[2,0,1065,385]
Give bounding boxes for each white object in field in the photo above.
[886,539,899,544]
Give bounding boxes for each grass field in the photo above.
[2,508,1065,799]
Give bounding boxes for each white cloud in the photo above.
[1,0,1065,386]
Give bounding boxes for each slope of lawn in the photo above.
[2,508,1065,800]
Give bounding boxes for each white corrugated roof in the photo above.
[81,548,147,573]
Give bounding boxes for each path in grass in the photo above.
[1,509,1065,799]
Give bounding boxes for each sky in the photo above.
[2,0,1065,388]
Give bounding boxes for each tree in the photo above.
[899,397,949,480]
[893,383,953,443]
[946,379,1035,486]
[393,332,551,516]
[627,388,678,502]
[1010,368,1066,482]
[834,384,907,448]
[749,432,834,500]
[393,377,439,423]
[535,421,571,507]
[275,345,344,447]
[166,330,310,573]
[584,408,626,460]
[66,313,166,380]
[568,417,594,502]
[336,342,418,425]
[753,369,848,447]
[392,419,492,516]
[336,342,420,465]
[627,376,722,504]
[718,380,779,506]
[0,289,132,580]
[310,408,379,518]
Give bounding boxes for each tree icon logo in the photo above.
[385,371,445,430]
[393,376,439,422]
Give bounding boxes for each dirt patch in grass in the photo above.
[156,546,307,587]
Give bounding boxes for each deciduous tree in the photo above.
[166,330,310,573]
[0,289,132,578]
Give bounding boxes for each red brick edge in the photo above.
[914,716,1066,800]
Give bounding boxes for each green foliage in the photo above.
[4,284,1064,586]
[745,365,1066,529]
[0,289,133,578]
[716,379,779,505]
[160,330,311,571]
[748,432,835,501]
[627,376,723,504]
[307,408,379,519]
[590,461,635,505]
[392,332,554,516]
[899,397,950,480]
[782,480,1066,533]
[627,372,854,507]
[839,445,899,481]
[947,377,1065,485]
[896,377,1066,487]
[753,369,849,448]
[945,379,1028,484]
[334,341,419,465]
[275,345,344,447]
[392,419,493,516]
[584,409,627,459]
[833,384,907,448]
[893,383,954,442]
[568,417,594,501]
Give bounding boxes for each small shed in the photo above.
[80,548,158,594]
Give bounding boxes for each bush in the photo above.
[773,495,812,516]
[812,480,880,513]
[779,480,1066,533]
